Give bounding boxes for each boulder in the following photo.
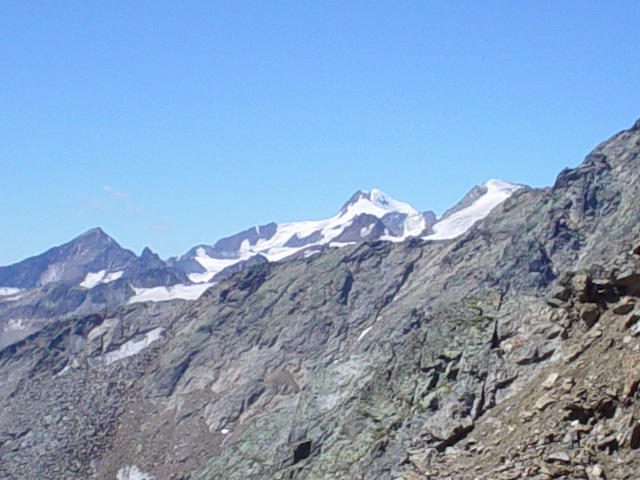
[541,373,559,390]
[545,451,570,463]
[612,297,635,315]
[580,303,600,327]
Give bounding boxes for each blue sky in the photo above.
[1,1,639,265]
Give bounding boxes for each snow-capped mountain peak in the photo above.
[170,188,436,283]
[339,188,419,219]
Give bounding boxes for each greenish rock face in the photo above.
[2,119,640,480]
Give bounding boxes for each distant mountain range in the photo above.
[0,179,523,348]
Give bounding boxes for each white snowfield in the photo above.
[189,189,428,283]
[426,179,523,241]
[188,255,251,283]
[187,182,521,284]
[79,269,124,289]
[0,287,23,296]
[128,283,213,304]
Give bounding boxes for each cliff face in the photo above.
[1,120,640,480]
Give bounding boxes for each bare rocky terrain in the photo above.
[1,118,640,479]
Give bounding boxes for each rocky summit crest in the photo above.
[338,188,414,216]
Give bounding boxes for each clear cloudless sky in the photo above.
[1,1,639,265]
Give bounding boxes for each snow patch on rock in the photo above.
[89,327,163,366]
[5,318,27,331]
[80,270,124,289]
[0,287,23,296]
[116,465,154,480]
[357,326,372,342]
[129,283,213,304]
[360,224,374,238]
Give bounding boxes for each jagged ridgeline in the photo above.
[1,118,640,480]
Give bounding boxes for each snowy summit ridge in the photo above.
[339,188,419,218]
[169,188,436,284]
[170,181,523,285]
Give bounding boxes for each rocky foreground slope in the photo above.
[1,119,640,480]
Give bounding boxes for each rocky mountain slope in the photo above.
[1,118,639,480]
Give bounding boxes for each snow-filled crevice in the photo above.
[88,328,163,367]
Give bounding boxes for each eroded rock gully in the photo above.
[1,119,640,479]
